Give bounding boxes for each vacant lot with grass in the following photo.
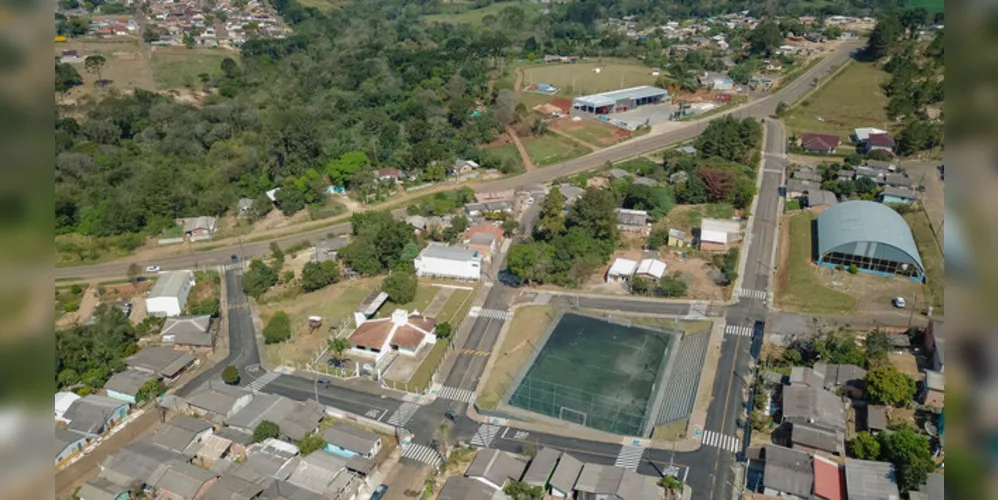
[552,118,629,148]
[477,305,556,410]
[150,47,231,89]
[520,60,658,97]
[423,1,544,25]
[56,39,154,101]
[374,283,439,318]
[435,287,476,326]
[903,208,944,314]
[784,61,892,142]
[296,0,341,11]
[654,203,736,233]
[521,133,591,167]
[775,213,857,314]
[484,143,525,171]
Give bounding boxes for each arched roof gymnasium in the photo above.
[816,200,924,273]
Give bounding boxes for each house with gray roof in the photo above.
[439,476,507,500]
[227,394,297,435]
[232,438,301,485]
[146,270,196,317]
[804,189,839,212]
[609,168,630,180]
[790,366,825,387]
[100,438,185,486]
[865,405,887,431]
[549,452,584,497]
[181,216,218,237]
[790,422,844,456]
[676,145,697,155]
[237,198,255,218]
[909,472,943,500]
[149,415,213,456]
[314,237,348,262]
[816,363,868,398]
[104,368,157,404]
[260,480,328,500]
[64,395,130,437]
[785,177,821,198]
[285,450,354,497]
[465,449,527,490]
[522,447,562,489]
[76,474,131,500]
[323,423,381,459]
[147,462,218,500]
[56,427,88,466]
[126,346,195,381]
[633,176,659,187]
[762,445,813,499]
[573,463,662,500]
[557,184,585,204]
[781,385,846,431]
[185,382,253,421]
[405,215,428,231]
[201,474,265,500]
[844,458,900,500]
[161,315,214,348]
[616,208,650,232]
[278,400,326,441]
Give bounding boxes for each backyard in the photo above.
[477,305,556,410]
[783,60,892,142]
[520,133,591,167]
[519,60,659,97]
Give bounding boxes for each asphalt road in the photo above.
[54,41,862,281]
[264,374,403,423]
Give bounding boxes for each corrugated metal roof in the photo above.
[573,86,668,107]
[148,270,194,299]
[816,201,924,272]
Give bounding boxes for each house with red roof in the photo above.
[800,133,841,154]
[813,454,847,500]
[347,309,437,365]
[864,133,896,155]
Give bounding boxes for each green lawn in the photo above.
[561,121,625,147]
[904,209,945,314]
[775,214,857,314]
[520,60,657,97]
[521,133,591,167]
[904,0,944,13]
[151,50,231,89]
[785,199,801,211]
[614,157,660,174]
[484,144,525,172]
[784,60,892,142]
[423,2,545,25]
[656,204,735,233]
[518,92,554,110]
[400,341,448,393]
[436,287,476,326]
[375,283,439,318]
[296,0,340,11]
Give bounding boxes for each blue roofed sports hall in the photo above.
[816,201,925,282]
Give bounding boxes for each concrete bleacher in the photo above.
[655,333,710,425]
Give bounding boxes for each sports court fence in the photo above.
[508,376,649,436]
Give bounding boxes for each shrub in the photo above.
[263,311,292,344]
[222,365,240,385]
[296,432,326,455]
[253,420,279,442]
[848,432,881,460]
[835,264,845,271]
[382,271,418,305]
[847,264,859,274]
[436,322,454,340]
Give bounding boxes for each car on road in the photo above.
[317,377,331,388]
[444,410,457,422]
[527,197,534,205]
[892,297,906,308]
[231,254,239,262]
[370,485,388,500]
[145,265,160,273]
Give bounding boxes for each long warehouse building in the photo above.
[572,85,669,115]
[816,200,925,282]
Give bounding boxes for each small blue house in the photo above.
[55,427,87,465]
[323,423,381,459]
[63,395,130,437]
[879,186,917,206]
[104,369,156,405]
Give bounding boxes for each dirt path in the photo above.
[547,126,601,151]
[506,125,537,172]
[422,287,452,317]
[56,285,100,329]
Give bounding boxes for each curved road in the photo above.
[55,41,861,281]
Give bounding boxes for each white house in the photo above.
[145,270,195,317]
[853,127,889,144]
[414,243,482,281]
[699,218,742,251]
[347,309,437,365]
[635,259,667,280]
[606,258,638,283]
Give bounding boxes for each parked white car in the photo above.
[145,265,161,273]
[892,296,906,308]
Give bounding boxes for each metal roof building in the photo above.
[572,86,669,114]
[816,201,925,282]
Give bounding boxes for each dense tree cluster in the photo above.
[55,304,141,390]
[847,424,936,494]
[339,211,417,275]
[300,260,342,292]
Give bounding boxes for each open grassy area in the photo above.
[905,0,944,13]
[518,92,554,110]
[520,60,658,97]
[775,213,857,314]
[521,133,591,167]
[484,144,524,171]
[614,157,661,173]
[557,120,626,147]
[423,2,545,26]
[296,0,341,11]
[477,305,556,410]
[375,283,439,318]
[652,418,688,442]
[258,278,379,327]
[654,204,736,233]
[784,60,892,142]
[904,208,945,314]
[150,48,231,89]
[401,341,449,393]
[436,287,476,326]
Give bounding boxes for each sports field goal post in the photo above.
[559,406,588,426]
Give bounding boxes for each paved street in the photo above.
[53,41,862,282]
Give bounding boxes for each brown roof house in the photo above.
[800,133,841,154]
[347,309,437,366]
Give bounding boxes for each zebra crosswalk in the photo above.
[245,371,281,392]
[734,288,769,300]
[724,324,753,337]
[402,443,443,466]
[461,349,491,357]
[614,444,645,470]
[436,386,476,403]
[470,308,514,320]
[469,424,502,447]
[387,402,420,427]
[702,430,741,453]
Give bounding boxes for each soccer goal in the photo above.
[559,406,588,426]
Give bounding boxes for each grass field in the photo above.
[784,60,892,142]
[655,204,735,233]
[518,92,553,110]
[477,305,556,410]
[435,287,476,326]
[904,209,945,314]
[521,133,591,167]
[557,120,626,147]
[423,2,545,25]
[484,144,525,171]
[297,0,340,11]
[520,60,658,97]
[258,278,379,328]
[775,213,857,314]
[614,157,661,174]
[374,283,439,318]
[150,48,230,89]
[403,341,449,393]
[905,0,944,13]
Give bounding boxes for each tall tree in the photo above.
[880,425,935,493]
[566,188,618,242]
[866,13,903,60]
[84,55,106,81]
[864,366,917,407]
[382,271,417,305]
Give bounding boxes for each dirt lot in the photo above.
[549,117,631,147]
